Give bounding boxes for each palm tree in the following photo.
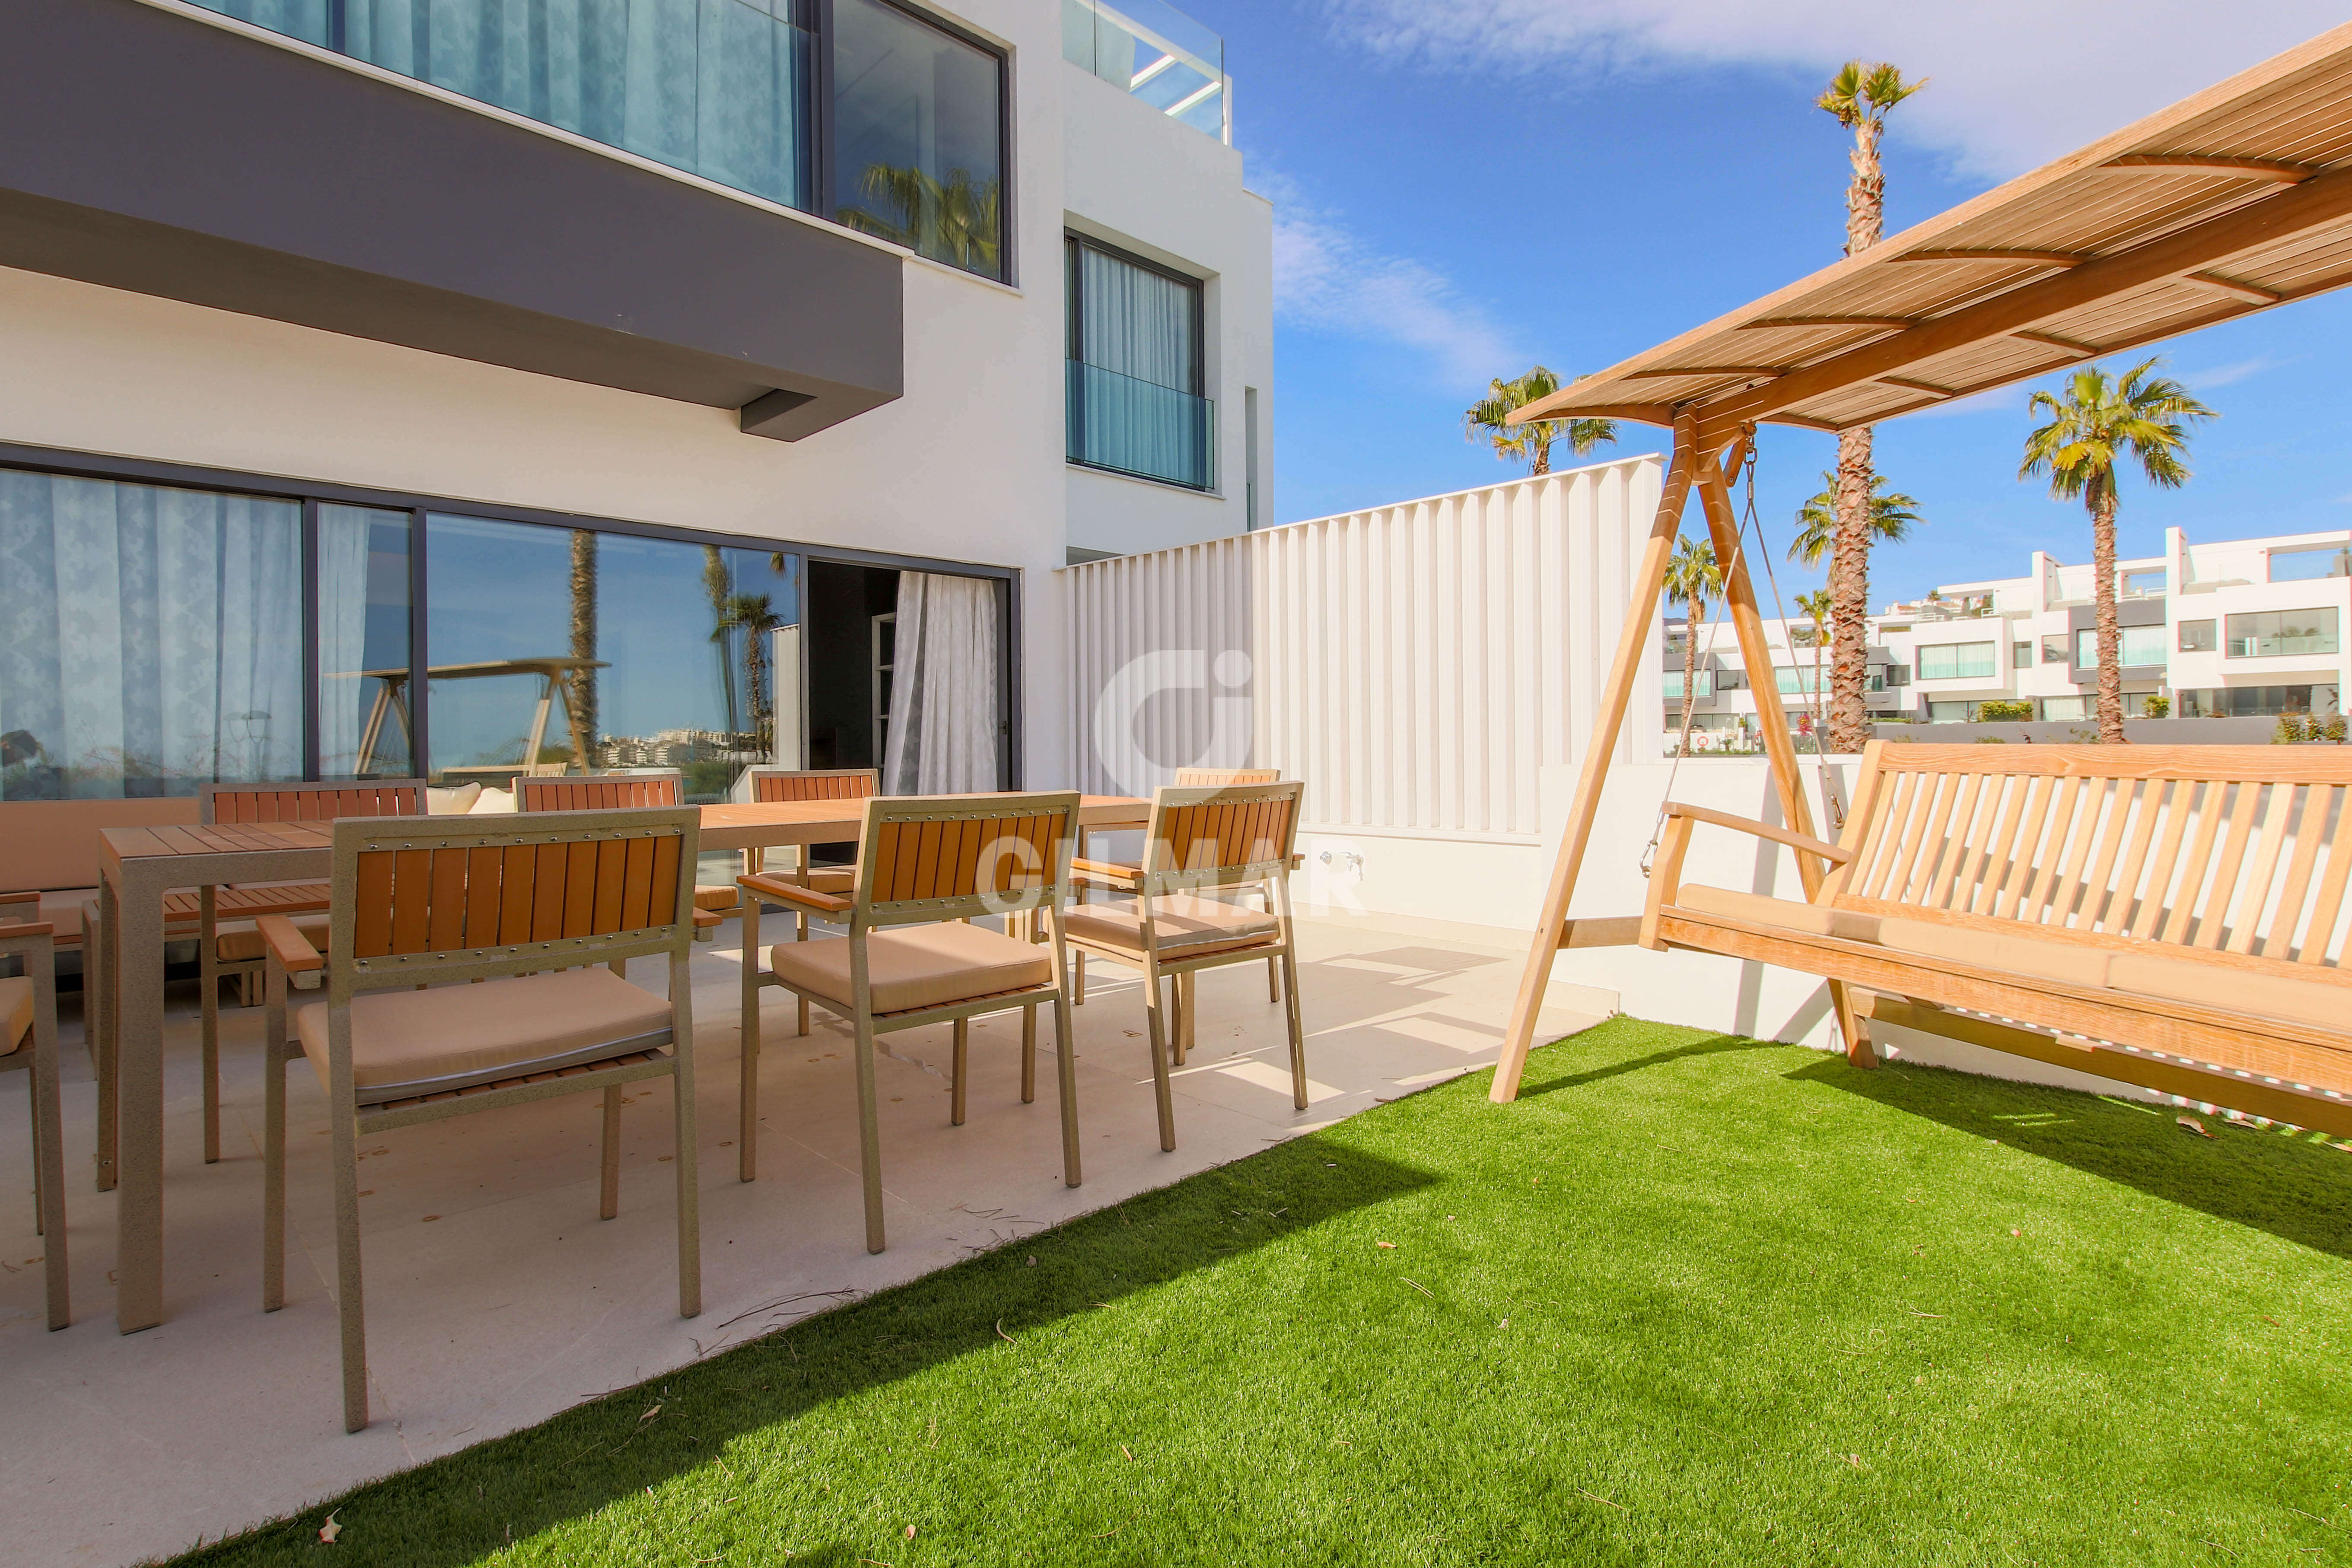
[1789,471,1922,567]
[1663,535,1724,749]
[1818,61,1926,753]
[714,593,783,751]
[703,546,739,736]
[838,164,1002,275]
[1795,586,1835,742]
[567,530,598,767]
[2020,359,2212,743]
[1463,366,1617,476]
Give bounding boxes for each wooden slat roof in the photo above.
[1512,22,2352,447]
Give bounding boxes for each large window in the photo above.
[832,0,1007,280]
[2177,685,2327,718]
[0,456,1014,801]
[0,470,302,798]
[1662,669,1713,700]
[1916,641,1996,681]
[2227,607,2339,659]
[1066,235,1213,489]
[2075,625,2168,668]
[186,0,1008,277]
[2178,618,2217,652]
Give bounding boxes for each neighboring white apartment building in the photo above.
[1665,525,2352,745]
[0,0,1270,802]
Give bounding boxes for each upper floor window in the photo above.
[2040,633,2068,665]
[2227,607,2340,659]
[1916,641,1995,681]
[2075,625,2167,668]
[833,0,1008,281]
[1065,235,1212,490]
[2012,640,2032,668]
[1662,670,1713,700]
[2177,618,2217,652]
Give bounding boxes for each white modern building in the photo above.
[1665,524,2352,746]
[0,0,1271,802]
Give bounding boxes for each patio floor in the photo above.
[0,909,1607,1568]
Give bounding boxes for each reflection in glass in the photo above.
[833,0,1004,279]
[0,468,302,798]
[425,515,800,799]
[317,506,414,778]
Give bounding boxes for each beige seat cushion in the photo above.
[426,781,483,815]
[0,976,31,1053]
[469,787,518,814]
[1065,896,1280,958]
[1677,884,2110,989]
[1677,885,1882,944]
[694,886,742,911]
[2108,949,2352,1031]
[769,922,1052,1015]
[295,967,673,1097]
[215,916,331,964]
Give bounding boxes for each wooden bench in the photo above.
[1640,742,2352,1137]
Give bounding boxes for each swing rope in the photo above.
[1640,426,1847,880]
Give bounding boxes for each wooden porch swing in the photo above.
[1489,20,2352,1139]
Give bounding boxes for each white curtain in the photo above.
[881,573,1002,795]
[0,470,303,798]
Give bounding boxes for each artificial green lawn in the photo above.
[175,1019,2350,1566]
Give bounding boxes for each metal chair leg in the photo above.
[950,1018,969,1126]
[599,1085,623,1220]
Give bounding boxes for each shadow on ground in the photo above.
[1792,1053,2352,1261]
[172,1134,1437,1567]
[1517,1027,1783,1098]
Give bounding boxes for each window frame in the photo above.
[824,0,1015,284]
[1915,640,1996,681]
[1064,229,1213,490]
[2177,618,2217,652]
[2074,624,2168,669]
[2225,606,2341,660]
[0,439,1024,788]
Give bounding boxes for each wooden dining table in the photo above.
[95,792,1149,1333]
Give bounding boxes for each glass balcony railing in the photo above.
[1062,0,1229,143]
[187,0,817,213]
[1067,361,1213,490]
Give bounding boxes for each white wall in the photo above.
[1061,60,1273,558]
[1060,455,1666,830]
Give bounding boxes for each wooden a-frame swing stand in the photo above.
[1488,410,1865,1102]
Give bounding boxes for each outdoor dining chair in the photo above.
[196,780,424,1164]
[517,771,739,936]
[1073,768,1284,1006]
[0,892,68,1329]
[734,792,1081,1247]
[255,806,706,1433]
[734,767,879,1027]
[1066,780,1306,1152]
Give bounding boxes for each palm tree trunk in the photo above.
[1828,427,1874,751]
[567,529,598,766]
[2092,488,2125,744]
[1827,117,1887,755]
[1531,436,1550,477]
[1679,609,1701,748]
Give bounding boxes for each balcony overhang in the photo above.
[0,0,903,441]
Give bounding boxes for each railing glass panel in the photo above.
[1066,361,1213,490]
[1062,0,1228,143]
[188,0,816,213]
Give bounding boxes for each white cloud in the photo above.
[2180,354,2285,389]
[1258,169,1525,391]
[1321,0,2346,179]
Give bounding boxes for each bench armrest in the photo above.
[739,873,852,916]
[255,913,324,975]
[1639,803,1850,953]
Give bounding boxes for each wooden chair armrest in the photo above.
[255,913,324,975]
[1071,858,1143,890]
[0,891,38,908]
[692,908,725,930]
[739,873,852,915]
[0,920,57,947]
[1639,814,1697,951]
[1661,801,1850,866]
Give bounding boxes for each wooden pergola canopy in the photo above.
[1509,20,2352,446]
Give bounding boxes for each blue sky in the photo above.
[1196,0,2352,607]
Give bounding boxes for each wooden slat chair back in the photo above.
[186,779,427,1164]
[201,780,426,824]
[1171,768,1279,786]
[1067,782,1308,1148]
[257,806,703,1432]
[0,892,68,1329]
[735,792,1082,1250]
[516,771,684,811]
[1642,743,2352,1134]
[747,767,880,803]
